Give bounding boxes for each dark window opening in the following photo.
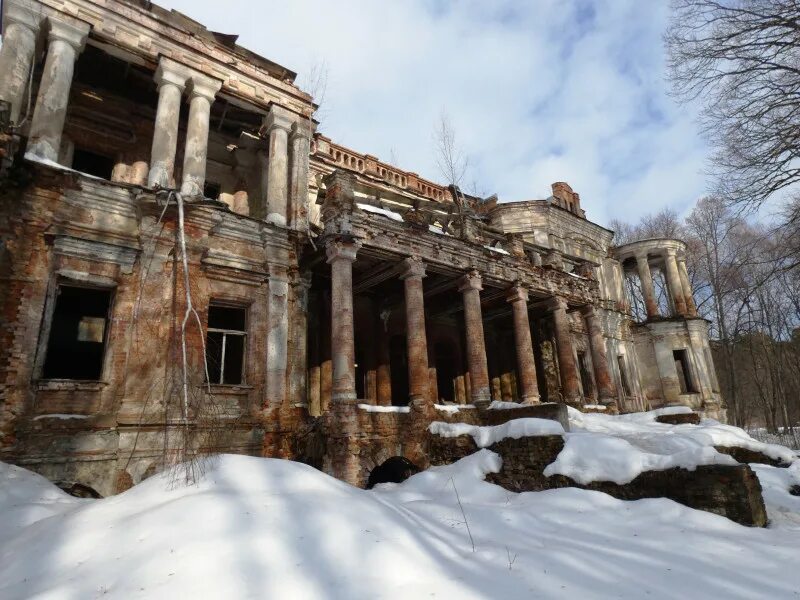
[434,342,456,403]
[71,148,115,180]
[617,355,631,396]
[673,349,697,394]
[355,346,366,400]
[389,335,409,406]
[577,351,593,398]
[204,181,221,200]
[42,286,112,380]
[206,305,247,385]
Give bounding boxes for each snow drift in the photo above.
[2,443,800,599]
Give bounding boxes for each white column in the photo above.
[179,75,222,196]
[147,58,190,188]
[27,18,90,161]
[0,2,42,124]
[289,120,312,230]
[263,105,294,226]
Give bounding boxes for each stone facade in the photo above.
[0,0,723,495]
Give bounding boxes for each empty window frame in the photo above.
[617,355,631,396]
[206,305,247,385]
[71,148,115,180]
[42,285,113,380]
[673,349,697,394]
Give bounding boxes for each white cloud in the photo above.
[159,0,708,226]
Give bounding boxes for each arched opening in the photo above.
[434,341,456,403]
[389,334,409,405]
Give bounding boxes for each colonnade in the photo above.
[0,2,309,225]
[323,237,617,409]
[632,247,697,319]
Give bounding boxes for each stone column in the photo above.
[0,2,41,124]
[507,284,540,404]
[400,257,430,404]
[552,298,581,402]
[677,257,698,317]
[289,121,312,231]
[27,19,90,161]
[266,268,290,408]
[180,75,222,196]
[264,106,294,226]
[664,249,688,317]
[147,58,190,188]
[326,239,360,402]
[288,274,312,409]
[459,270,490,406]
[635,253,659,320]
[583,306,616,404]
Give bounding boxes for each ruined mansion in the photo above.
[0,0,724,495]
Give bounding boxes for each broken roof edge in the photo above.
[122,0,301,86]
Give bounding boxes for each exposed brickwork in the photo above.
[656,412,701,425]
[430,432,768,527]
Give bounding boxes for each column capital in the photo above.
[326,238,361,264]
[581,304,597,317]
[399,257,426,280]
[506,283,529,304]
[291,119,314,140]
[47,17,90,51]
[263,103,296,135]
[550,296,569,312]
[187,74,222,102]
[154,57,191,92]
[458,270,483,293]
[634,251,650,263]
[4,1,43,32]
[664,247,678,258]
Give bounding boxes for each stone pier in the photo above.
[0,2,41,124]
[459,270,490,406]
[179,75,221,196]
[27,18,90,161]
[552,298,581,402]
[507,284,540,404]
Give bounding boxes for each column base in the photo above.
[520,395,541,406]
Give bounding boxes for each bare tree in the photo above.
[666,0,800,210]
[299,58,330,123]
[434,110,469,211]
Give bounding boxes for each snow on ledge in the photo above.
[583,404,607,411]
[487,400,526,410]
[357,404,410,413]
[434,404,476,413]
[32,414,89,421]
[484,245,510,255]
[429,418,565,448]
[544,433,738,485]
[357,203,403,222]
[24,152,106,181]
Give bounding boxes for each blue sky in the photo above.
[159,0,708,226]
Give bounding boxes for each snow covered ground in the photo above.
[2,411,800,599]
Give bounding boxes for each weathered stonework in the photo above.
[0,0,724,496]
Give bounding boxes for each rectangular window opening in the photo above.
[673,349,697,394]
[71,148,115,180]
[42,285,113,380]
[206,305,247,385]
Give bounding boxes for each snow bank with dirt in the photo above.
[2,453,800,599]
[430,418,565,447]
